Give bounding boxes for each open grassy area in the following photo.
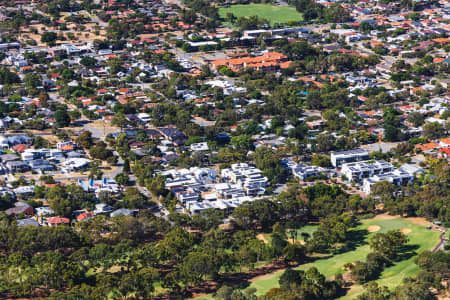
[218,4,303,25]
[291,224,318,242]
[196,216,440,299]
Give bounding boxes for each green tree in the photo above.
[123,187,146,208]
[76,131,93,149]
[406,112,425,127]
[157,227,194,262]
[369,230,408,260]
[316,133,335,152]
[122,158,131,174]
[254,147,284,184]
[111,113,128,131]
[24,73,41,90]
[41,31,57,46]
[423,122,445,139]
[0,67,20,84]
[115,173,129,186]
[89,142,113,161]
[180,250,221,285]
[357,282,390,300]
[230,135,254,151]
[391,281,435,300]
[54,109,71,127]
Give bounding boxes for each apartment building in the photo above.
[362,169,415,194]
[341,160,394,182]
[330,148,370,167]
[292,163,322,180]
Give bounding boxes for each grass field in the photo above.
[218,4,303,25]
[196,216,440,300]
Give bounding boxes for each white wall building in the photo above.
[341,160,394,182]
[331,148,370,167]
[362,169,414,194]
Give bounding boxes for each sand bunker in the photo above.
[256,234,269,244]
[374,214,398,220]
[368,225,381,232]
[400,228,412,234]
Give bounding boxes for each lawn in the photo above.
[218,4,303,25]
[291,224,318,242]
[197,216,440,299]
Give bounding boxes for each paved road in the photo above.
[168,48,204,69]
[432,230,446,253]
[104,151,124,179]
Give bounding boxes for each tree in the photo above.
[123,158,130,174]
[48,187,72,217]
[76,131,93,149]
[38,92,50,108]
[279,268,304,289]
[215,285,234,300]
[41,31,57,46]
[111,113,128,131]
[406,112,425,127]
[423,122,445,139]
[115,173,129,186]
[89,142,113,161]
[370,181,396,201]
[157,227,194,262]
[0,67,20,84]
[108,59,123,75]
[68,110,81,123]
[311,154,332,167]
[24,73,41,90]
[384,124,402,142]
[54,109,71,127]
[230,135,254,151]
[145,175,166,198]
[391,281,435,300]
[80,56,97,68]
[283,243,306,264]
[357,282,390,300]
[316,133,335,152]
[181,9,197,24]
[180,250,221,285]
[272,232,288,258]
[253,147,284,184]
[123,187,146,208]
[8,252,29,296]
[369,230,408,260]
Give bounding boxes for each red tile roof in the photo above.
[47,216,70,225]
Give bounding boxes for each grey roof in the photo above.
[6,160,29,167]
[66,151,82,158]
[5,202,32,215]
[17,218,40,227]
[0,154,19,162]
[110,208,137,217]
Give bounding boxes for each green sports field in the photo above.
[196,216,439,300]
[218,4,303,25]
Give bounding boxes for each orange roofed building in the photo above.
[211,52,290,72]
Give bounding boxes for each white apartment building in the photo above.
[341,160,394,182]
[362,169,414,194]
[292,163,322,180]
[331,148,370,167]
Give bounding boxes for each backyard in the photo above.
[218,4,303,25]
